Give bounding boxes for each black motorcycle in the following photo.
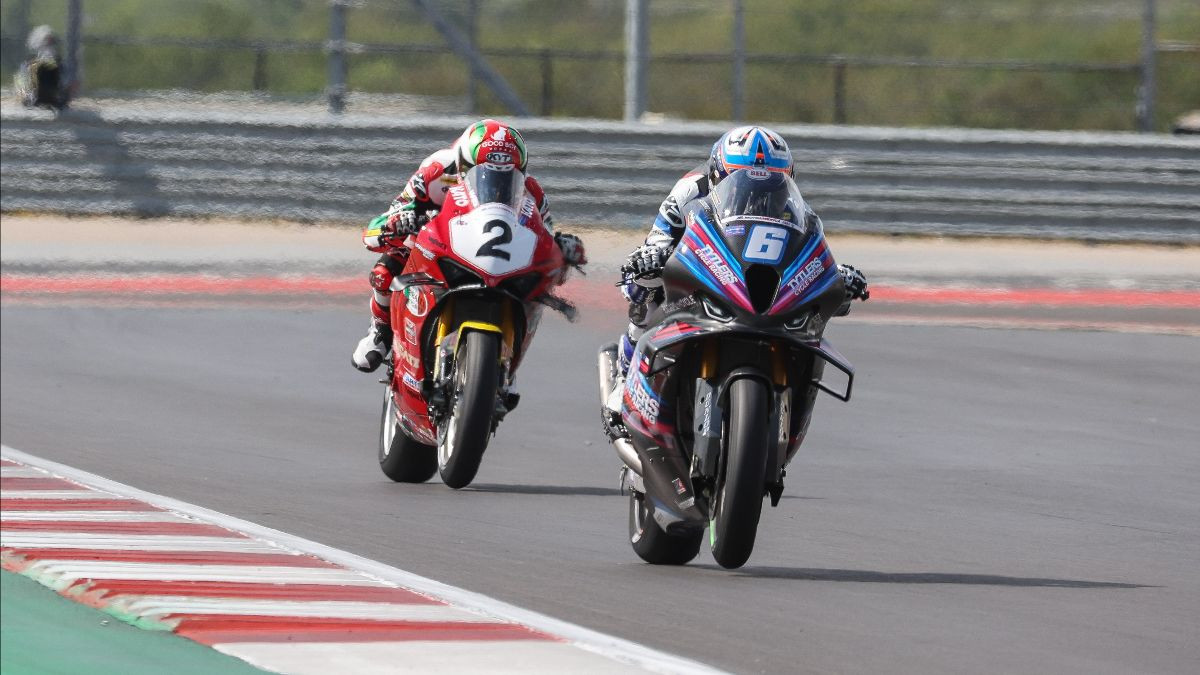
[599,169,859,569]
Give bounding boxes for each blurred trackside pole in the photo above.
[624,0,647,121]
[1137,0,1157,132]
[410,0,530,116]
[731,0,744,122]
[466,0,478,114]
[66,0,82,92]
[327,0,348,114]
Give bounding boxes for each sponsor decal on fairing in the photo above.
[768,235,838,315]
[402,373,421,392]
[676,212,755,313]
[695,245,740,285]
[624,369,661,425]
[448,185,471,208]
[405,287,430,317]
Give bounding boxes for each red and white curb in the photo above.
[1,446,722,674]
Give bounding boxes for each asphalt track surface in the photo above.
[3,295,1199,674]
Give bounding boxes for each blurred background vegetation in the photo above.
[2,0,1197,131]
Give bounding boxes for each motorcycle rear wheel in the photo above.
[709,377,770,569]
[438,330,500,489]
[628,489,703,565]
[378,390,437,483]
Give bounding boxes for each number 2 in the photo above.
[476,220,512,260]
[743,225,788,264]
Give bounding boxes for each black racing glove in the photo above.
[554,232,587,266]
[622,244,670,279]
[840,264,869,301]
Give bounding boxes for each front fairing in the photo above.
[416,188,564,290]
[664,198,845,330]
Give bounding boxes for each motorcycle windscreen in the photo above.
[708,169,809,237]
[463,163,526,210]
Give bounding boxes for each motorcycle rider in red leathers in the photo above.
[605,125,870,415]
[352,119,586,372]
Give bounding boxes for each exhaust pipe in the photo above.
[597,344,617,408]
[614,438,642,476]
[598,345,643,476]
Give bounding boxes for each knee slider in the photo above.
[369,264,393,292]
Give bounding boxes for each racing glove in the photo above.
[622,244,670,279]
[555,232,587,266]
[840,264,870,301]
[385,209,426,238]
[835,264,869,316]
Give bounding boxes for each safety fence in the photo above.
[2,106,1198,243]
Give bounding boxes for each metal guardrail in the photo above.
[2,105,1198,243]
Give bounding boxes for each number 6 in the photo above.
[743,225,788,264]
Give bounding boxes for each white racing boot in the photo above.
[351,321,391,373]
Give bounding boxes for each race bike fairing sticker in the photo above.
[648,321,709,349]
[621,359,677,450]
[676,211,755,313]
[768,232,838,316]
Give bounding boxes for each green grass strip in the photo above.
[0,570,265,675]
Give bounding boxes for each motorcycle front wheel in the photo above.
[438,330,500,489]
[628,489,702,565]
[378,389,437,483]
[709,377,770,569]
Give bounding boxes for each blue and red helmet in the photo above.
[707,126,793,187]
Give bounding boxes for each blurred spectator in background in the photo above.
[14,25,69,110]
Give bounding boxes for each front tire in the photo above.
[438,330,501,489]
[628,489,703,565]
[378,390,437,483]
[710,377,771,569]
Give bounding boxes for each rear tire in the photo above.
[378,390,437,483]
[438,330,501,489]
[628,489,703,565]
[710,377,770,569]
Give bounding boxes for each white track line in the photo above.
[1,490,122,499]
[2,466,52,477]
[21,561,382,587]
[114,597,492,622]
[1,533,291,552]
[2,445,724,675]
[1,510,197,522]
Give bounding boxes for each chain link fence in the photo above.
[2,0,1197,132]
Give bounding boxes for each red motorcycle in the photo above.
[378,163,576,488]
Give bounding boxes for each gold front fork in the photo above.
[699,339,718,379]
[769,342,788,387]
[435,297,454,346]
